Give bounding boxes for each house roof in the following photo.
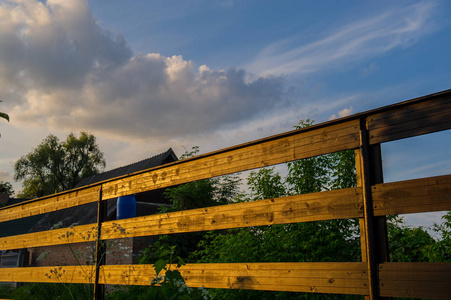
[75,148,178,188]
[29,148,178,233]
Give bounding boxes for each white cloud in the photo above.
[246,1,437,76]
[329,106,354,120]
[0,0,288,143]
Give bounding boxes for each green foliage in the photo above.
[0,284,13,298]
[0,181,14,196]
[14,132,105,198]
[163,146,242,212]
[10,283,92,300]
[193,221,359,265]
[147,147,243,261]
[425,211,451,262]
[387,213,451,263]
[109,246,211,300]
[329,150,357,189]
[247,167,286,200]
[163,175,242,212]
[164,179,216,211]
[0,112,8,122]
[0,100,8,122]
[387,216,435,262]
[156,173,241,260]
[188,119,361,299]
[0,100,9,138]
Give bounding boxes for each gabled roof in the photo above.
[75,148,178,188]
[30,149,177,233]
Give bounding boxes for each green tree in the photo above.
[0,181,14,196]
[387,215,435,262]
[191,120,360,299]
[162,147,242,212]
[387,213,451,263]
[14,132,105,198]
[425,211,451,262]
[247,167,286,200]
[140,147,242,262]
[285,120,331,195]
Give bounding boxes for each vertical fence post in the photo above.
[356,118,390,299]
[94,187,106,300]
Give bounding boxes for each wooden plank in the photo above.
[100,188,363,240]
[378,262,451,299]
[373,175,451,216]
[99,262,369,295]
[101,120,360,200]
[0,224,97,251]
[0,186,100,223]
[367,96,451,130]
[0,188,363,250]
[0,265,94,284]
[367,94,451,144]
[370,121,450,145]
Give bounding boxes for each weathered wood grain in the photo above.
[0,224,97,251]
[367,94,451,144]
[378,262,451,299]
[100,262,369,295]
[0,186,100,223]
[0,188,362,250]
[0,265,95,284]
[101,188,363,240]
[373,174,451,216]
[101,120,360,200]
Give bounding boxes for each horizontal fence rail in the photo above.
[0,89,450,299]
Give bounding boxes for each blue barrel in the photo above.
[117,195,136,219]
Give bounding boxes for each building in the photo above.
[27,148,177,267]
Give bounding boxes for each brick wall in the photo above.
[29,242,96,267]
[105,238,133,265]
[28,237,150,267]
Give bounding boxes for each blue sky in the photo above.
[0,0,450,227]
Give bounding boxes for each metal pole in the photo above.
[93,187,106,300]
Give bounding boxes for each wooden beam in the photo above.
[378,262,451,299]
[101,188,363,240]
[0,265,94,284]
[367,94,451,144]
[0,186,100,223]
[101,120,360,200]
[373,174,451,216]
[1,90,448,224]
[0,223,97,251]
[0,188,363,250]
[99,262,369,295]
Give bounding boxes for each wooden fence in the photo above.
[1,89,450,299]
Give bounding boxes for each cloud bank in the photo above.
[0,0,287,141]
